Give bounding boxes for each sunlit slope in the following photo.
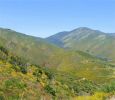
[0,46,75,99]
[50,50,115,83]
[47,27,115,62]
[0,46,114,99]
[0,28,63,65]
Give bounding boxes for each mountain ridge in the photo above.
[46,27,115,62]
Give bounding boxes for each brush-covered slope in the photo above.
[0,45,77,99]
[47,27,115,62]
[0,28,63,65]
[0,46,115,100]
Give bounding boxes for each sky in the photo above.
[0,0,115,38]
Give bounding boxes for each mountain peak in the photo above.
[71,27,95,32]
[46,27,115,62]
[75,27,92,30]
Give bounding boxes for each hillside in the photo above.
[0,27,115,82]
[47,27,115,62]
[0,27,115,99]
[0,28,62,65]
[0,45,115,100]
[0,45,75,99]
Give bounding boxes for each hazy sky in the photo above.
[0,0,115,38]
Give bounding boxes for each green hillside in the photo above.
[0,45,115,100]
[47,27,115,63]
[0,45,74,99]
[0,28,62,65]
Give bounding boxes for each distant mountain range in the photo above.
[47,27,115,62]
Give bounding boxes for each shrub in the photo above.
[101,81,115,93]
[44,85,56,96]
[9,56,28,74]
[33,69,43,81]
[43,68,54,80]
[0,46,8,55]
[0,51,8,60]
[0,95,4,100]
[4,78,27,90]
[71,80,97,95]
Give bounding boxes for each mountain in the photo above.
[0,28,62,65]
[0,27,115,99]
[47,27,115,63]
[0,27,114,82]
[46,31,70,47]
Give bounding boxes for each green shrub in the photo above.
[4,78,27,90]
[0,96,4,100]
[101,81,115,93]
[10,56,28,74]
[0,51,8,61]
[19,66,27,74]
[45,85,56,96]
[43,68,54,80]
[33,69,43,81]
[0,46,8,55]
[71,80,97,95]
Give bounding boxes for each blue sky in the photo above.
[0,0,115,37]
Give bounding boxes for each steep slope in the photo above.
[0,28,62,65]
[47,31,70,47]
[47,27,115,62]
[0,45,76,99]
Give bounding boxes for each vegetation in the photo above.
[0,28,115,99]
[47,27,115,63]
[0,46,114,100]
